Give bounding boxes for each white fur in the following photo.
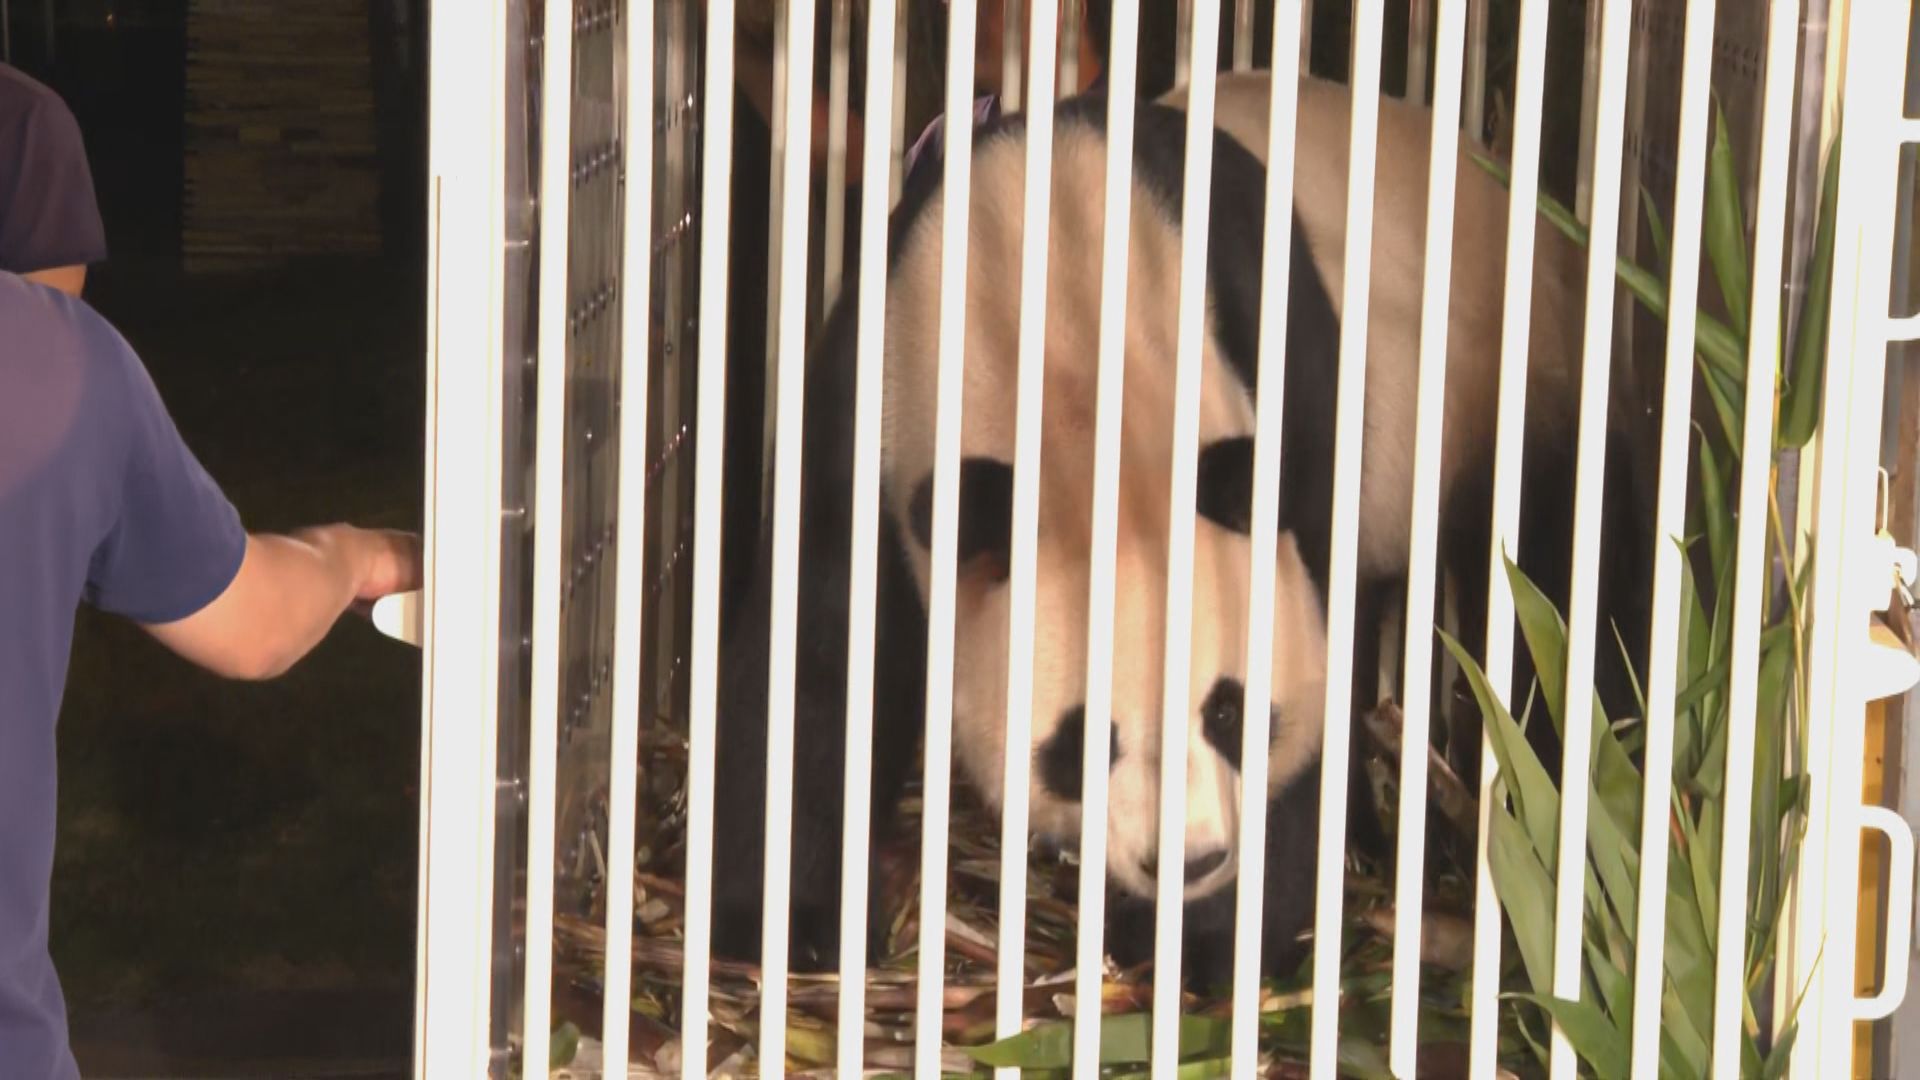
[879,118,1329,901]
[1160,72,1593,581]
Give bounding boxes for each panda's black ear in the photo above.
[908,457,1015,580]
[1195,436,1256,535]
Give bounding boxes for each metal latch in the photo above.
[1861,468,1920,701]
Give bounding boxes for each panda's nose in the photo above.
[1143,849,1230,885]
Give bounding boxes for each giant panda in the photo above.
[1161,71,1655,785]
[706,76,1651,993]
[709,91,1345,991]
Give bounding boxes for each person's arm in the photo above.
[142,525,420,680]
[75,296,416,682]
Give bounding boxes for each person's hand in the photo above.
[351,527,423,602]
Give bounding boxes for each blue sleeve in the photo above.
[82,321,247,625]
[0,68,108,274]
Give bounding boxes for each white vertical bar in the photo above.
[1573,0,1602,224]
[1463,0,1488,143]
[1311,0,1385,1075]
[1388,0,1468,1071]
[1797,4,1910,1074]
[683,0,737,1075]
[601,0,658,1070]
[1233,0,1253,70]
[891,0,908,205]
[997,0,1059,1064]
[1174,0,1192,88]
[1625,0,1714,1070]
[823,0,854,312]
[916,0,979,1072]
[1003,0,1026,111]
[1059,0,1083,97]
[525,0,578,1070]
[761,0,819,1073]
[415,0,509,1070]
[1232,11,1303,1080]
[837,0,899,1072]
[1547,0,1630,1073]
[1406,0,1431,103]
[1073,0,1139,1073]
[1153,2,1221,1073]
[1469,0,1552,1071]
[1710,0,1798,1073]
[761,2,790,536]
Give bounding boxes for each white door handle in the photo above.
[371,589,423,647]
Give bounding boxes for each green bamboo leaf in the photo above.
[1586,938,1633,1024]
[1487,803,1559,992]
[1641,183,1672,272]
[1704,97,1752,339]
[1442,630,1563,860]
[1504,553,1571,739]
[1692,696,1730,800]
[1611,618,1648,721]
[1109,1058,1241,1080]
[1675,802,1720,952]
[1694,796,1724,924]
[551,1022,581,1068]
[964,1014,1232,1069]
[1501,558,1645,844]
[1667,1028,1708,1080]
[1506,993,1631,1079]
[1590,787,1641,923]
[1697,354,1745,456]
[1748,636,1793,961]
[1698,437,1732,585]
[1781,133,1843,449]
[1661,862,1717,1041]
[1660,979,1712,1078]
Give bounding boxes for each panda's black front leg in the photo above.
[1257,757,1321,981]
[709,553,865,975]
[1344,575,1397,863]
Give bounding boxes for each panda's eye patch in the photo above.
[1201,677,1249,767]
[1195,436,1256,535]
[1037,706,1117,801]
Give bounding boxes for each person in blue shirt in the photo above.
[0,70,423,1080]
[0,62,107,296]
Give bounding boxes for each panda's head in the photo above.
[881,118,1329,903]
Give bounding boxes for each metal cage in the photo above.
[409,0,1920,1076]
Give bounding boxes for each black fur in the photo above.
[1037,705,1121,801]
[907,457,1017,581]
